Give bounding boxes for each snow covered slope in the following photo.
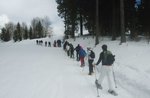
[0,37,150,98]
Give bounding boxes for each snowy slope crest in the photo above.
[0,36,150,98]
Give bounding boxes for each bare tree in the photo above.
[5,22,15,40]
[41,16,51,37]
[21,22,28,39]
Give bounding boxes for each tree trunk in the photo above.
[120,0,126,43]
[112,0,117,40]
[80,13,83,36]
[95,0,99,45]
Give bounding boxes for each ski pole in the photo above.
[94,66,100,97]
[94,66,97,79]
[112,66,117,88]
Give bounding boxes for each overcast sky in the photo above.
[0,0,64,35]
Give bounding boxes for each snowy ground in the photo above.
[0,36,150,98]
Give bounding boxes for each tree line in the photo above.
[0,16,52,42]
[56,0,150,44]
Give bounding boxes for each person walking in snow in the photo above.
[87,47,95,75]
[74,44,81,61]
[63,41,69,52]
[53,40,57,47]
[79,47,86,67]
[57,39,62,47]
[69,43,74,58]
[66,43,70,57]
[45,41,47,47]
[94,44,117,96]
[36,40,39,45]
[48,41,51,47]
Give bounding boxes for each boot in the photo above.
[108,89,118,96]
[95,80,102,89]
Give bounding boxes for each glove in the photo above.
[92,63,96,67]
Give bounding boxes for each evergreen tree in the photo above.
[36,21,43,38]
[56,0,78,38]
[31,17,49,38]
[13,30,18,42]
[125,0,138,40]
[16,23,22,41]
[23,26,28,39]
[112,0,120,40]
[139,0,150,33]
[1,27,11,42]
[13,22,22,42]
[29,26,33,39]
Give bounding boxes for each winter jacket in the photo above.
[88,50,95,61]
[96,50,112,66]
[75,45,81,53]
[79,48,86,58]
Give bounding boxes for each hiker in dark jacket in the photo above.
[69,44,74,58]
[94,44,117,96]
[57,39,61,47]
[63,41,68,52]
[74,44,81,61]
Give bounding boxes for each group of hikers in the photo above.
[36,40,51,47]
[53,39,62,47]
[63,41,118,96]
[36,39,62,47]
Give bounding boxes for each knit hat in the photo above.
[102,44,107,51]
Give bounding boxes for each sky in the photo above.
[0,0,64,35]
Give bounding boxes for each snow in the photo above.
[0,36,150,98]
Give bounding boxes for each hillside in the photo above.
[0,36,150,98]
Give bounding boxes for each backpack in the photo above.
[90,51,95,59]
[103,51,115,65]
[79,49,86,57]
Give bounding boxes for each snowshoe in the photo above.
[80,64,85,67]
[88,72,93,75]
[88,73,92,75]
[108,90,118,96]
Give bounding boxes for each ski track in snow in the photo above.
[0,38,150,98]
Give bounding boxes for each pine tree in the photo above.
[36,21,43,38]
[13,30,18,42]
[139,0,150,33]
[16,23,22,41]
[13,22,22,42]
[29,26,33,39]
[23,26,28,39]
